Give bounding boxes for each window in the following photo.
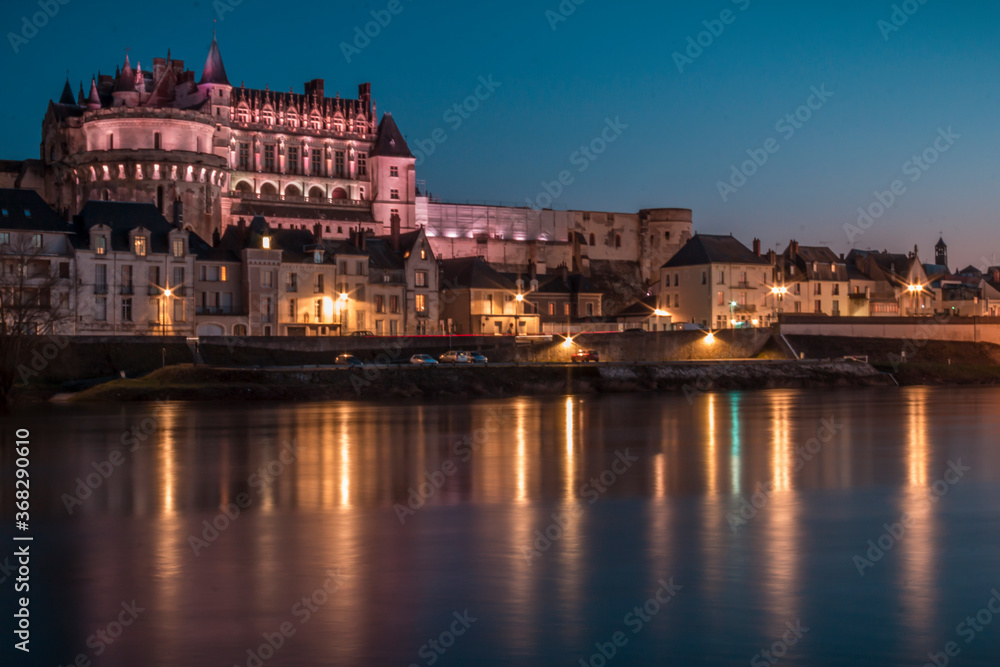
[587,303,594,316]
[357,153,367,176]
[339,261,348,275]
[107,133,114,150]
[287,273,298,292]
[219,266,226,281]
[717,291,724,306]
[375,295,385,313]
[315,299,323,322]
[355,285,365,302]
[615,234,621,248]
[121,265,133,291]
[415,293,427,314]
[794,301,802,313]
[390,166,399,177]
[121,297,132,321]
[665,231,671,241]
[815,300,823,314]
[589,233,596,246]
[316,274,324,293]
[420,248,427,260]
[0,233,7,245]
[375,319,383,335]
[288,298,297,320]
[95,297,107,321]
[264,145,275,172]
[262,270,274,288]
[154,132,161,149]
[356,310,365,329]
[149,266,160,288]
[738,292,747,306]
[172,238,184,257]
[335,151,345,177]
[236,107,249,123]
[287,146,299,174]
[262,109,274,125]
[262,297,273,322]
[563,303,570,316]
[718,271,725,284]
[133,236,147,256]
[794,283,801,296]
[32,234,42,249]
[389,295,399,313]
[548,303,555,316]
[814,283,822,296]
[390,189,400,200]
[833,284,841,296]
[173,299,185,322]
[701,272,706,285]
[415,270,427,287]
[238,143,250,170]
[95,265,107,292]
[311,149,323,176]
[674,294,679,308]
[59,262,69,279]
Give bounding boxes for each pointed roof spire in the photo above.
[369,113,414,158]
[59,77,76,105]
[135,61,145,93]
[77,81,86,105]
[200,34,230,86]
[87,77,101,108]
[114,53,135,92]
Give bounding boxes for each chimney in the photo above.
[305,78,325,100]
[237,216,246,230]
[212,229,221,248]
[767,249,777,265]
[390,212,400,252]
[172,198,183,228]
[349,228,357,246]
[993,268,999,283]
[789,240,799,258]
[752,238,761,257]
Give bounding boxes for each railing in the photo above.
[120,285,134,295]
[196,307,235,316]
[227,191,368,207]
[733,305,757,314]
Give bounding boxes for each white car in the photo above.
[439,350,471,364]
[410,354,439,365]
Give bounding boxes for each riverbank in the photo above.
[65,360,891,402]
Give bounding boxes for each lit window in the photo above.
[415,293,426,314]
[415,270,427,287]
[134,236,147,256]
[32,234,42,248]
[0,233,8,245]
[172,238,184,258]
[220,266,227,281]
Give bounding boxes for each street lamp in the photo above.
[338,292,349,335]
[515,292,524,336]
[730,301,738,329]
[771,286,788,322]
[653,308,668,333]
[907,284,924,316]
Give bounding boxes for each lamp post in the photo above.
[338,292,349,335]
[770,286,788,324]
[161,287,172,337]
[730,301,737,329]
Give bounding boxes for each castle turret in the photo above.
[198,34,232,113]
[369,112,416,233]
[112,54,139,107]
[86,77,101,109]
[58,78,76,105]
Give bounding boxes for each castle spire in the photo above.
[77,81,85,105]
[58,77,76,105]
[87,77,101,108]
[200,33,230,85]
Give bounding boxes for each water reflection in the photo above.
[7,388,1000,666]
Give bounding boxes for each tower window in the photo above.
[154,132,161,149]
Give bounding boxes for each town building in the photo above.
[439,257,540,335]
[657,234,773,330]
[773,241,849,316]
[845,248,933,317]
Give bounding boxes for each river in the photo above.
[2,387,1000,665]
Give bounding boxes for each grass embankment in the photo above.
[68,360,890,403]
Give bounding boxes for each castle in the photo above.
[1,37,693,298]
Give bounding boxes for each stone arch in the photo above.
[330,187,348,200]
[285,184,301,198]
[259,182,278,196]
[234,180,253,194]
[197,323,225,336]
[308,186,326,201]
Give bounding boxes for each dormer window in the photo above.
[172,238,185,258]
[95,235,106,255]
[24,209,31,218]
[313,250,323,264]
[134,235,147,257]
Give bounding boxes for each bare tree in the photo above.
[0,235,71,403]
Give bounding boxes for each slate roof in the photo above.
[74,200,198,253]
[369,113,413,158]
[613,295,658,318]
[662,234,769,268]
[200,35,230,86]
[780,244,847,281]
[533,272,601,295]
[440,257,516,291]
[0,189,73,233]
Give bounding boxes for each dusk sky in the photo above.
[2,0,997,267]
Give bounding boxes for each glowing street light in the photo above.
[771,285,789,321]
[653,309,669,317]
[704,332,716,345]
[562,336,574,349]
[907,284,923,293]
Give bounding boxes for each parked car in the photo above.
[571,349,600,363]
[439,350,471,364]
[468,352,488,364]
[335,354,363,367]
[410,354,439,365]
[349,330,375,337]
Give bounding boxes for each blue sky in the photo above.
[1,0,997,267]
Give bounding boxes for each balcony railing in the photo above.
[227,191,368,207]
[733,304,757,314]
[120,285,134,295]
[286,284,298,293]
[196,307,235,316]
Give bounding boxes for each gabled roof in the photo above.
[369,113,413,158]
[662,234,769,268]
[0,189,72,233]
[780,244,847,281]
[613,295,658,318]
[75,201,189,253]
[440,257,516,291]
[533,272,601,295]
[200,35,230,86]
